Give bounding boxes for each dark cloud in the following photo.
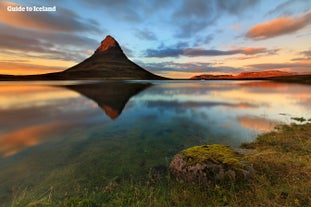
[141,61,241,74]
[246,11,311,40]
[135,29,158,41]
[145,45,279,58]
[194,34,214,46]
[173,0,260,37]
[145,48,182,58]
[266,0,311,16]
[0,2,101,34]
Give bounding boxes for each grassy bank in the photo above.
[11,123,311,207]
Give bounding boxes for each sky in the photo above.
[0,0,310,78]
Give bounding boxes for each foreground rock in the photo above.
[169,144,254,184]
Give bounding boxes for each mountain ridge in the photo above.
[190,70,297,80]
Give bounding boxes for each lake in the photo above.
[0,80,310,204]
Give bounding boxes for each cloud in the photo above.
[141,61,241,75]
[145,45,279,58]
[247,61,311,72]
[173,0,260,37]
[135,29,158,41]
[194,34,214,46]
[80,0,141,22]
[246,11,311,40]
[121,45,134,58]
[79,0,173,23]
[291,49,311,61]
[266,0,311,16]
[300,50,311,57]
[0,61,65,75]
[0,23,99,62]
[0,1,101,33]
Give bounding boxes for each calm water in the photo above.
[0,80,310,203]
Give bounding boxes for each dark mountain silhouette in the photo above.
[0,35,166,80]
[64,81,151,119]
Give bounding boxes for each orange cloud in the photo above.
[246,11,311,40]
[0,61,65,75]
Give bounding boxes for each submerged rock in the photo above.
[169,144,254,184]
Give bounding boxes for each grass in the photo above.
[10,123,311,207]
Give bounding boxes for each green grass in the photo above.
[10,123,311,207]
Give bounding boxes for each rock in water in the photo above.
[169,144,254,184]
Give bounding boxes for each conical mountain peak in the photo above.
[61,35,166,80]
[95,35,120,53]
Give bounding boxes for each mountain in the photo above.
[0,35,166,80]
[64,81,151,119]
[190,70,295,80]
[61,35,165,80]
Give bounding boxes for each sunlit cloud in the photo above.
[300,50,311,57]
[246,11,311,40]
[0,22,100,73]
[292,49,311,61]
[247,61,311,72]
[0,61,65,75]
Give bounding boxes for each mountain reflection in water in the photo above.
[64,81,151,119]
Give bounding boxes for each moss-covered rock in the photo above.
[169,144,254,184]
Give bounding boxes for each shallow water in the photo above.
[0,80,310,203]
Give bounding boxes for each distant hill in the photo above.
[190,70,295,80]
[0,35,166,80]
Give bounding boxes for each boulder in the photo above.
[169,144,254,184]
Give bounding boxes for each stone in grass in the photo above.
[169,144,254,184]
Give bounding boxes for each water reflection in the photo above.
[0,80,310,205]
